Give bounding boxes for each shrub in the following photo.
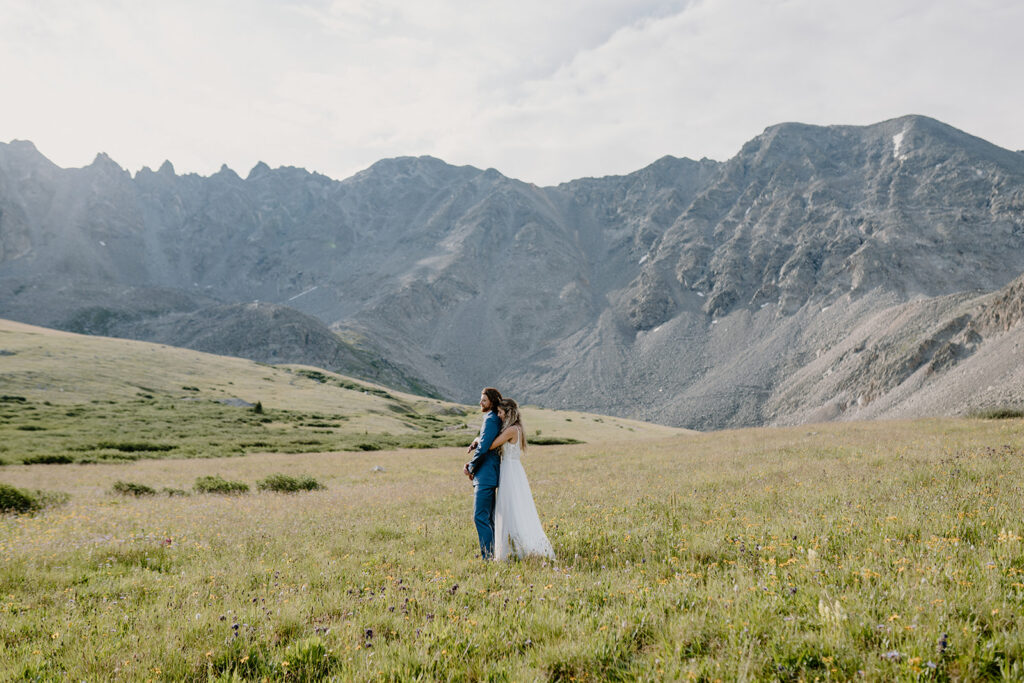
[972,407,1024,420]
[95,441,175,452]
[194,475,249,495]
[22,454,75,465]
[161,487,189,496]
[0,483,41,513]
[298,369,329,383]
[531,436,584,445]
[97,452,141,462]
[111,480,157,496]
[257,473,324,493]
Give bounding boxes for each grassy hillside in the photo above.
[0,319,685,464]
[2,417,1024,679]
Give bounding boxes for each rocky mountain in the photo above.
[2,115,1024,429]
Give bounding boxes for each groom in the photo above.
[463,387,503,559]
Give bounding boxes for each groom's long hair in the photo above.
[482,387,503,411]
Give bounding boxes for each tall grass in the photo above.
[2,418,1024,679]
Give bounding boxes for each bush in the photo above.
[531,436,584,445]
[0,483,41,513]
[96,441,175,452]
[22,454,75,465]
[972,407,1024,420]
[194,475,249,495]
[257,473,324,493]
[161,487,189,497]
[111,480,157,496]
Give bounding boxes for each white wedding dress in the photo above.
[494,431,555,561]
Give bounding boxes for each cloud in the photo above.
[1,0,1021,185]
[459,0,1024,181]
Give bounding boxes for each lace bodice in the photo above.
[501,439,522,462]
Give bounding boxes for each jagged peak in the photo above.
[0,139,59,171]
[246,161,271,180]
[213,163,240,180]
[158,160,175,176]
[82,151,131,180]
[89,151,124,170]
[92,151,115,164]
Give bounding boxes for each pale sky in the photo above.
[2,0,1021,186]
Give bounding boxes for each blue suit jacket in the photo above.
[468,410,502,487]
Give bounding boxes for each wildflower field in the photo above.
[3,415,1024,680]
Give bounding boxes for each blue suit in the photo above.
[468,410,502,559]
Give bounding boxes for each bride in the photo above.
[488,399,555,561]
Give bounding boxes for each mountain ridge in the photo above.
[3,115,1024,428]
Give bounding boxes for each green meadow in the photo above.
[3,320,1024,680]
[0,318,679,466]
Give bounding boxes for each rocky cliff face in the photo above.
[2,115,1024,428]
[625,116,1024,325]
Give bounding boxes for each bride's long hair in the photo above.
[500,398,526,451]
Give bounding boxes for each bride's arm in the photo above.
[490,426,516,449]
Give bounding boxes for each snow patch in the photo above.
[892,129,909,161]
[639,254,648,265]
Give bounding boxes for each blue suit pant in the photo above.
[474,480,497,559]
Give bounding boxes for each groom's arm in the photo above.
[466,413,501,476]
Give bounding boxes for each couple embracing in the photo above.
[463,387,555,561]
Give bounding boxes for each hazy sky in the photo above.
[2,0,1021,185]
